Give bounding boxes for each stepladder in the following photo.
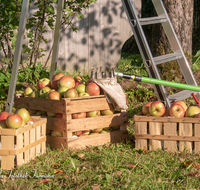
[122,0,200,108]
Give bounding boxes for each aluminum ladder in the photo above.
[122,0,199,108]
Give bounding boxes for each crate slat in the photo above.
[149,122,162,150]
[135,122,147,149]
[16,133,23,166]
[24,130,30,164]
[195,124,200,153]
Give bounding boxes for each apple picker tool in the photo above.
[90,67,200,109]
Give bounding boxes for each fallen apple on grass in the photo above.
[149,101,165,117]
[6,114,23,129]
[169,104,185,118]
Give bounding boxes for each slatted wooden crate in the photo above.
[0,116,46,170]
[14,95,128,149]
[134,115,200,153]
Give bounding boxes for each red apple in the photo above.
[72,112,86,119]
[0,120,8,128]
[75,84,86,93]
[16,108,30,123]
[149,101,165,117]
[56,113,63,118]
[37,78,51,90]
[172,101,187,112]
[0,111,10,121]
[86,82,100,96]
[169,104,185,118]
[6,114,23,129]
[86,111,100,117]
[64,88,78,98]
[24,87,34,97]
[74,76,85,88]
[58,75,75,89]
[29,116,34,123]
[75,131,82,136]
[47,91,60,100]
[51,72,65,90]
[142,102,152,115]
[185,106,200,118]
[195,113,200,118]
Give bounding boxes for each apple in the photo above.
[58,75,75,89]
[56,113,63,118]
[195,113,200,118]
[86,82,100,96]
[79,133,89,137]
[39,87,51,98]
[0,120,8,128]
[103,127,110,131]
[0,111,10,121]
[172,101,187,112]
[51,130,63,137]
[51,72,65,90]
[91,128,103,133]
[47,112,57,117]
[6,114,23,129]
[64,88,78,98]
[149,101,165,117]
[185,106,200,118]
[79,92,90,97]
[100,130,110,134]
[24,87,34,97]
[29,116,34,123]
[47,91,60,100]
[75,131,82,136]
[74,76,85,88]
[82,130,91,134]
[112,125,120,130]
[100,109,115,115]
[169,104,185,118]
[37,78,51,90]
[86,110,100,117]
[16,108,30,123]
[35,110,47,116]
[72,112,86,119]
[87,79,93,84]
[30,90,40,98]
[142,102,152,115]
[90,132,99,135]
[75,84,86,94]
[46,129,52,135]
[58,86,69,98]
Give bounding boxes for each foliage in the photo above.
[192,50,200,72]
[0,0,97,71]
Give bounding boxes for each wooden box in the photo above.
[134,115,200,153]
[0,116,46,170]
[14,95,128,149]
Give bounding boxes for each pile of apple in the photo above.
[142,100,200,118]
[0,108,34,129]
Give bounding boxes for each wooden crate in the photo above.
[14,95,128,149]
[134,115,200,153]
[0,116,46,170]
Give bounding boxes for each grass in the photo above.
[1,52,200,189]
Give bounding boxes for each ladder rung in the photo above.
[168,90,198,102]
[139,15,168,25]
[153,53,183,65]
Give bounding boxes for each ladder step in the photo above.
[139,15,168,25]
[168,90,196,102]
[153,53,183,65]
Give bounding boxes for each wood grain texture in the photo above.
[135,122,147,149]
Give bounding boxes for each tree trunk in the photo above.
[151,0,194,65]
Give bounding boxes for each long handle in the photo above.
[115,72,200,92]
